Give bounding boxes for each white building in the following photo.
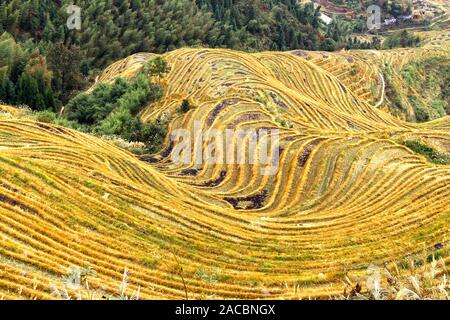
[384,18,397,25]
[320,13,333,25]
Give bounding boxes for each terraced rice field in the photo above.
[0,38,449,299]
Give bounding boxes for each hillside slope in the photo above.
[0,42,449,299]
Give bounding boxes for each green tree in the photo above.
[17,72,41,109]
[145,56,171,84]
[46,42,85,104]
[64,73,165,152]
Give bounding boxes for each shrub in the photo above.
[319,39,336,52]
[180,99,191,113]
[139,119,168,153]
[402,62,418,86]
[414,105,430,122]
[65,92,96,124]
[409,96,429,122]
[34,110,56,123]
[431,99,446,118]
[400,140,450,165]
[62,73,165,153]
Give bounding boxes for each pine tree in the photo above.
[145,57,171,84]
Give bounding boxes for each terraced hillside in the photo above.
[303,29,450,121]
[0,38,449,299]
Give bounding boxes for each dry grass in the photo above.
[49,265,141,300]
[342,255,449,300]
[0,36,449,299]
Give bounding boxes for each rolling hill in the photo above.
[0,32,449,299]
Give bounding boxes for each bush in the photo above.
[415,105,430,122]
[65,92,97,124]
[402,62,418,86]
[409,96,429,122]
[383,31,420,49]
[53,117,86,131]
[95,107,135,137]
[400,140,450,165]
[431,99,446,118]
[63,73,165,154]
[319,39,336,52]
[180,99,191,113]
[98,111,168,153]
[34,110,56,123]
[140,120,168,153]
